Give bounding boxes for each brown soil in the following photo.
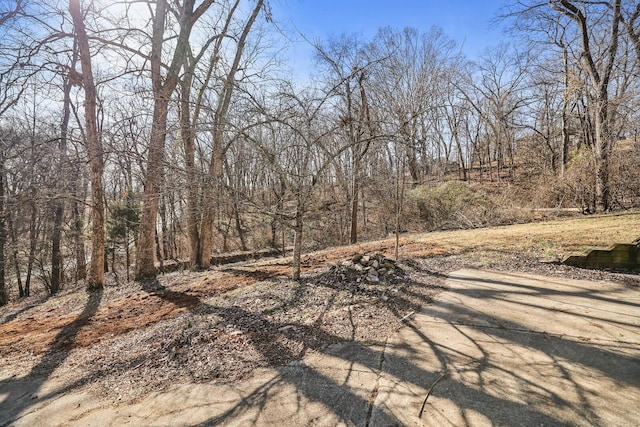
[1,218,638,404]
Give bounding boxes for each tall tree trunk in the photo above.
[354,73,373,241]
[125,229,131,282]
[349,174,359,244]
[159,194,171,259]
[136,0,214,278]
[70,0,105,289]
[551,0,621,212]
[198,0,263,268]
[561,46,571,178]
[51,43,78,294]
[593,98,611,211]
[199,177,218,269]
[50,197,64,293]
[182,1,239,268]
[349,143,360,244]
[25,189,36,297]
[137,99,170,278]
[0,155,7,306]
[51,197,65,295]
[394,159,406,261]
[7,207,23,296]
[180,67,201,267]
[453,128,467,181]
[72,173,86,281]
[292,204,303,281]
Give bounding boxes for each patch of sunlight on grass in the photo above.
[412,212,640,258]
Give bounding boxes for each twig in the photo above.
[399,311,415,323]
[396,311,416,331]
[418,373,447,418]
[395,310,416,330]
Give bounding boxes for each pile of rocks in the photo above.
[330,252,405,284]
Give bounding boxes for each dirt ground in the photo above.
[1,217,638,406]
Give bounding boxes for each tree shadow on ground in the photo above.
[3,262,636,426]
[139,276,398,424]
[1,303,38,324]
[404,270,640,426]
[0,288,103,426]
[135,266,585,426]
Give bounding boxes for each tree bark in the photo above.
[136,0,214,278]
[7,207,23,296]
[70,0,105,289]
[180,65,201,267]
[0,155,7,306]
[349,166,359,244]
[594,98,611,211]
[560,46,570,177]
[292,206,303,281]
[51,41,78,294]
[72,171,86,281]
[551,0,621,211]
[182,0,240,268]
[198,0,263,268]
[622,3,640,69]
[25,185,36,297]
[137,98,170,277]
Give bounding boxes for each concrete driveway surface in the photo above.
[2,268,639,426]
[371,268,640,426]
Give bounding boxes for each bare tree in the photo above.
[314,34,376,244]
[50,39,79,294]
[136,0,215,278]
[0,0,27,304]
[197,0,265,269]
[470,44,530,181]
[243,82,357,280]
[551,0,622,211]
[621,1,640,69]
[0,0,23,28]
[0,140,6,305]
[69,0,105,289]
[367,27,460,186]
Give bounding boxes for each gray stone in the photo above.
[366,270,379,282]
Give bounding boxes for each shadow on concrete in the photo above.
[139,276,397,425]
[446,276,640,384]
[0,289,103,426]
[137,266,587,426]
[410,269,640,426]
[4,262,637,426]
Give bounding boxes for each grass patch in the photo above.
[407,212,640,259]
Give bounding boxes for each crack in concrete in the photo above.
[365,336,388,426]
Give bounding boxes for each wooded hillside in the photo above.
[1,0,639,302]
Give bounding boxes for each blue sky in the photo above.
[271,0,508,74]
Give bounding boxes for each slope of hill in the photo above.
[1,213,639,404]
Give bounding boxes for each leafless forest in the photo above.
[1,0,639,304]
